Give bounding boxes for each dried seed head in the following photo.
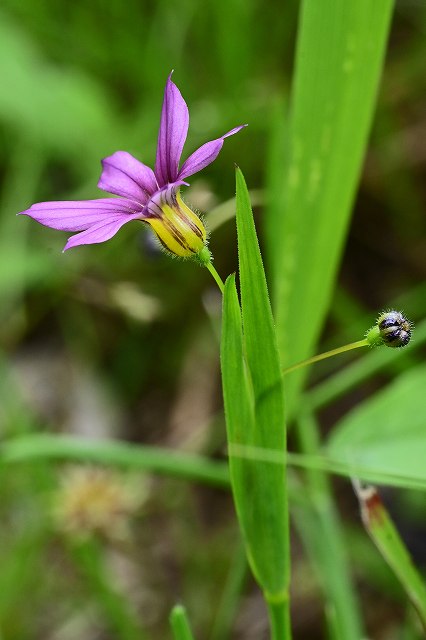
[52,466,146,541]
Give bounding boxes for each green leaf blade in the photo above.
[327,365,426,484]
[220,170,289,606]
[170,604,196,640]
[221,274,256,454]
[236,167,286,453]
[267,0,395,414]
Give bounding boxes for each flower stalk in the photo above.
[205,261,225,294]
[283,339,369,376]
[283,310,412,376]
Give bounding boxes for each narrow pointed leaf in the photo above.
[267,0,395,415]
[236,167,286,454]
[221,169,288,604]
[170,604,196,640]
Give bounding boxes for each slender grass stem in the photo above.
[266,592,291,640]
[71,538,147,639]
[283,339,369,376]
[295,412,363,639]
[307,318,426,411]
[210,542,248,640]
[205,261,225,294]
[0,434,230,488]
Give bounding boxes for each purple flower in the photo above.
[19,73,246,260]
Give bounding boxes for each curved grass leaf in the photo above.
[0,434,229,488]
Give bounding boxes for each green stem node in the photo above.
[266,592,292,640]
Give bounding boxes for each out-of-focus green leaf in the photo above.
[267,1,395,415]
[286,451,426,492]
[0,435,230,488]
[71,539,147,640]
[327,366,426,483]
[221,169,288,616]
[0,247,54,294]
[170,604,196,640]
[0,13,116,161]
[293,411,364,640]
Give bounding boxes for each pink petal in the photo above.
[155,72,189,187]
[63,212,142,251]
[98,151,158,202]
[178,125,247,181]
[18,198,142,232]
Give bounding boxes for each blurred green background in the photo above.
[1,1,426,638]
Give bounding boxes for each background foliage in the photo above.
[0,1,425,638]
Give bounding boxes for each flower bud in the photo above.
[366,310,412,348]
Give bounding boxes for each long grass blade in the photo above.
[0,435,229,488]
[221,170,289,637]
[267,0,395,414]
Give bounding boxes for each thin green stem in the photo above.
[205,261,225,294]
[210,542,248,640]
[0,434,230,488]
[71,538,147,639]
[283,339,369,376]
[307,318,426,411]
[294,412,364,639]
[266,592,291,640]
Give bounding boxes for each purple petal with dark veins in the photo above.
[98,151,158,202]
[18,198,144,232]
[155,72,189,187]
[178,125,247,181]
[63,212,142,251]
